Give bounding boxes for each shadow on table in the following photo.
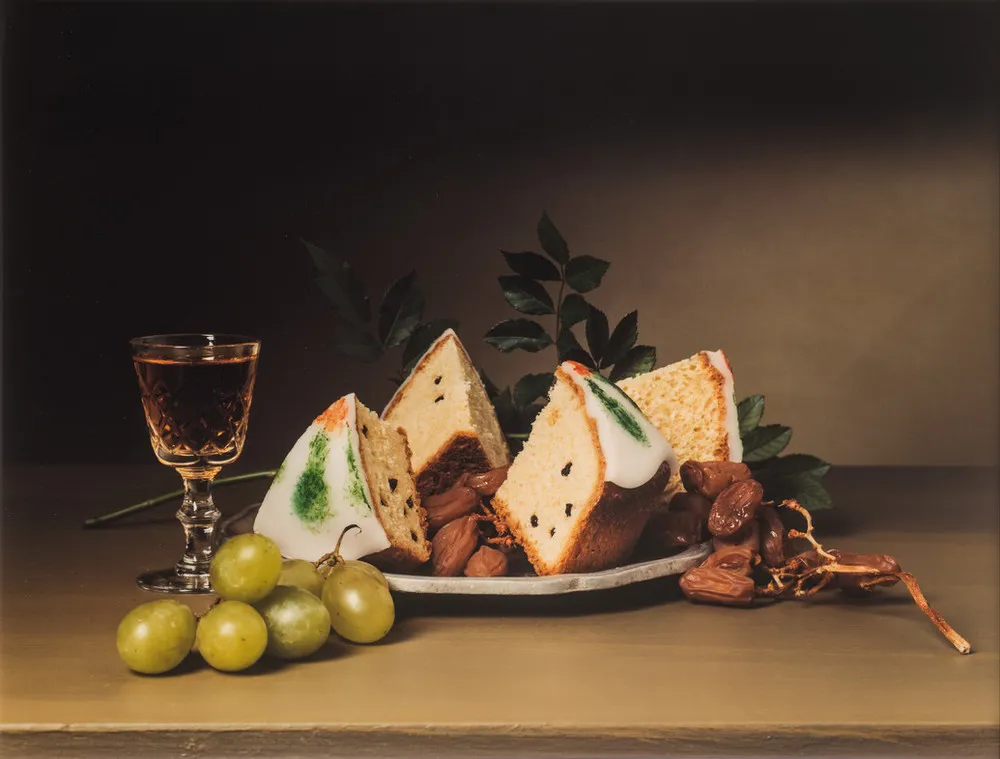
[395,575,701,618]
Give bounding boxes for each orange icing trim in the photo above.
[563,360,590,377]
[315,397,349,431]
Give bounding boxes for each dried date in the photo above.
[679,461,752,500]
[708,479,764,538]
[464,545,509,577]
[651,509,704,548]
[668,491,713,524]
[757,505,786,567]
[431,515,480,576]
[713,519,760,554]
[829,550,901,594]
[679,567,755,606]
[423,486,480,532]
[699,545,758,576]
[460,466,510,497]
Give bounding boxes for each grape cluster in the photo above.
[116,533,395,675]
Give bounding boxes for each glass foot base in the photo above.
[137,568,213,594]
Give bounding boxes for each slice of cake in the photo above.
[491,361,677,576]
[617,349,743,495]
[253,394,430,571]
[382,329,510,496]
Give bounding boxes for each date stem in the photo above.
[897,572,972,655]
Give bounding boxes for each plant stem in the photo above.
[554,264,566,344]
[82,470,277,529]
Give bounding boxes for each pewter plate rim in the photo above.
[222,503,710,597]
[383,541,711,595]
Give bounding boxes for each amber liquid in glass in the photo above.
[133,355,258,467]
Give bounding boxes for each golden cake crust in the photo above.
[617,350,738,498]
[382,330,453,418]
[550,460,673,574]
[383,329,510,495]
[491,367,673,576]
[693,351,735,461]
[356,419,431,569]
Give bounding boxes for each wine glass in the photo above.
[130,333,261,593]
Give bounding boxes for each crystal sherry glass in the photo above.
[130,334,260,593]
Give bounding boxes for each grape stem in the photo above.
[196,597,223,621]
[81,470,277,529]
[314,524,361,569]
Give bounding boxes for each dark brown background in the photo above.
[3,1,998,469]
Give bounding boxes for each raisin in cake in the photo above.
[491,361,677,576]
[382,329,510,496]
[617,350,742,495]
[254,394,430,571]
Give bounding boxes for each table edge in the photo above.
[2,723,998,758]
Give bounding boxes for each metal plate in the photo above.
[384,542,710,595]
[221,503,709,597]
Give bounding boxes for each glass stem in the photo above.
[175,469,222,577]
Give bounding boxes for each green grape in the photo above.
[116,599,196,675]
[344,559,389,588]
[278,559,325,598]
[196,600,268,672]
[254,586,331,660]
[322,564,395,644]
[210,533,283,603]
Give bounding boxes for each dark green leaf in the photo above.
[499,275,555,315]
[378,272,425,348]
[537,211,569,265]
[565,255,610,293]
[585,307,609,366]
[492,386,518,431]
[556,328,596,368]
[501,250,561,281]
[513,372,554,409]
[603,310,638,368]
[315,275,367,328]
[302,239,337,275]
[742,424,793,462]
[609,345,656,382]
[331,322,383,362]
[773,474,833,511]
[755,453,831,480]
[500,395,545,456]
[737,395,766,436]
[303,241,372,326]
[484,319,553,353]
[401,319,459,375]
[479,370,501,401]
[794,476,834,511]
[516,401,545,431]
[560,293,589,327]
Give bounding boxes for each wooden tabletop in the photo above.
[1,464,998,758]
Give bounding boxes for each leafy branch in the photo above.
[301,240,457,384]
[483,213,656,451]
[736,394,833,511]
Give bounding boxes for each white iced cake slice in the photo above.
[491,361,677,575]
[617,349,743,495]
[254,394,430,570]
[382,328,510,496]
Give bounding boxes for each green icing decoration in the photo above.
[292,431,331,529]
[584,375,649,445]
[344,439,372,515]
[274,460,286,483]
